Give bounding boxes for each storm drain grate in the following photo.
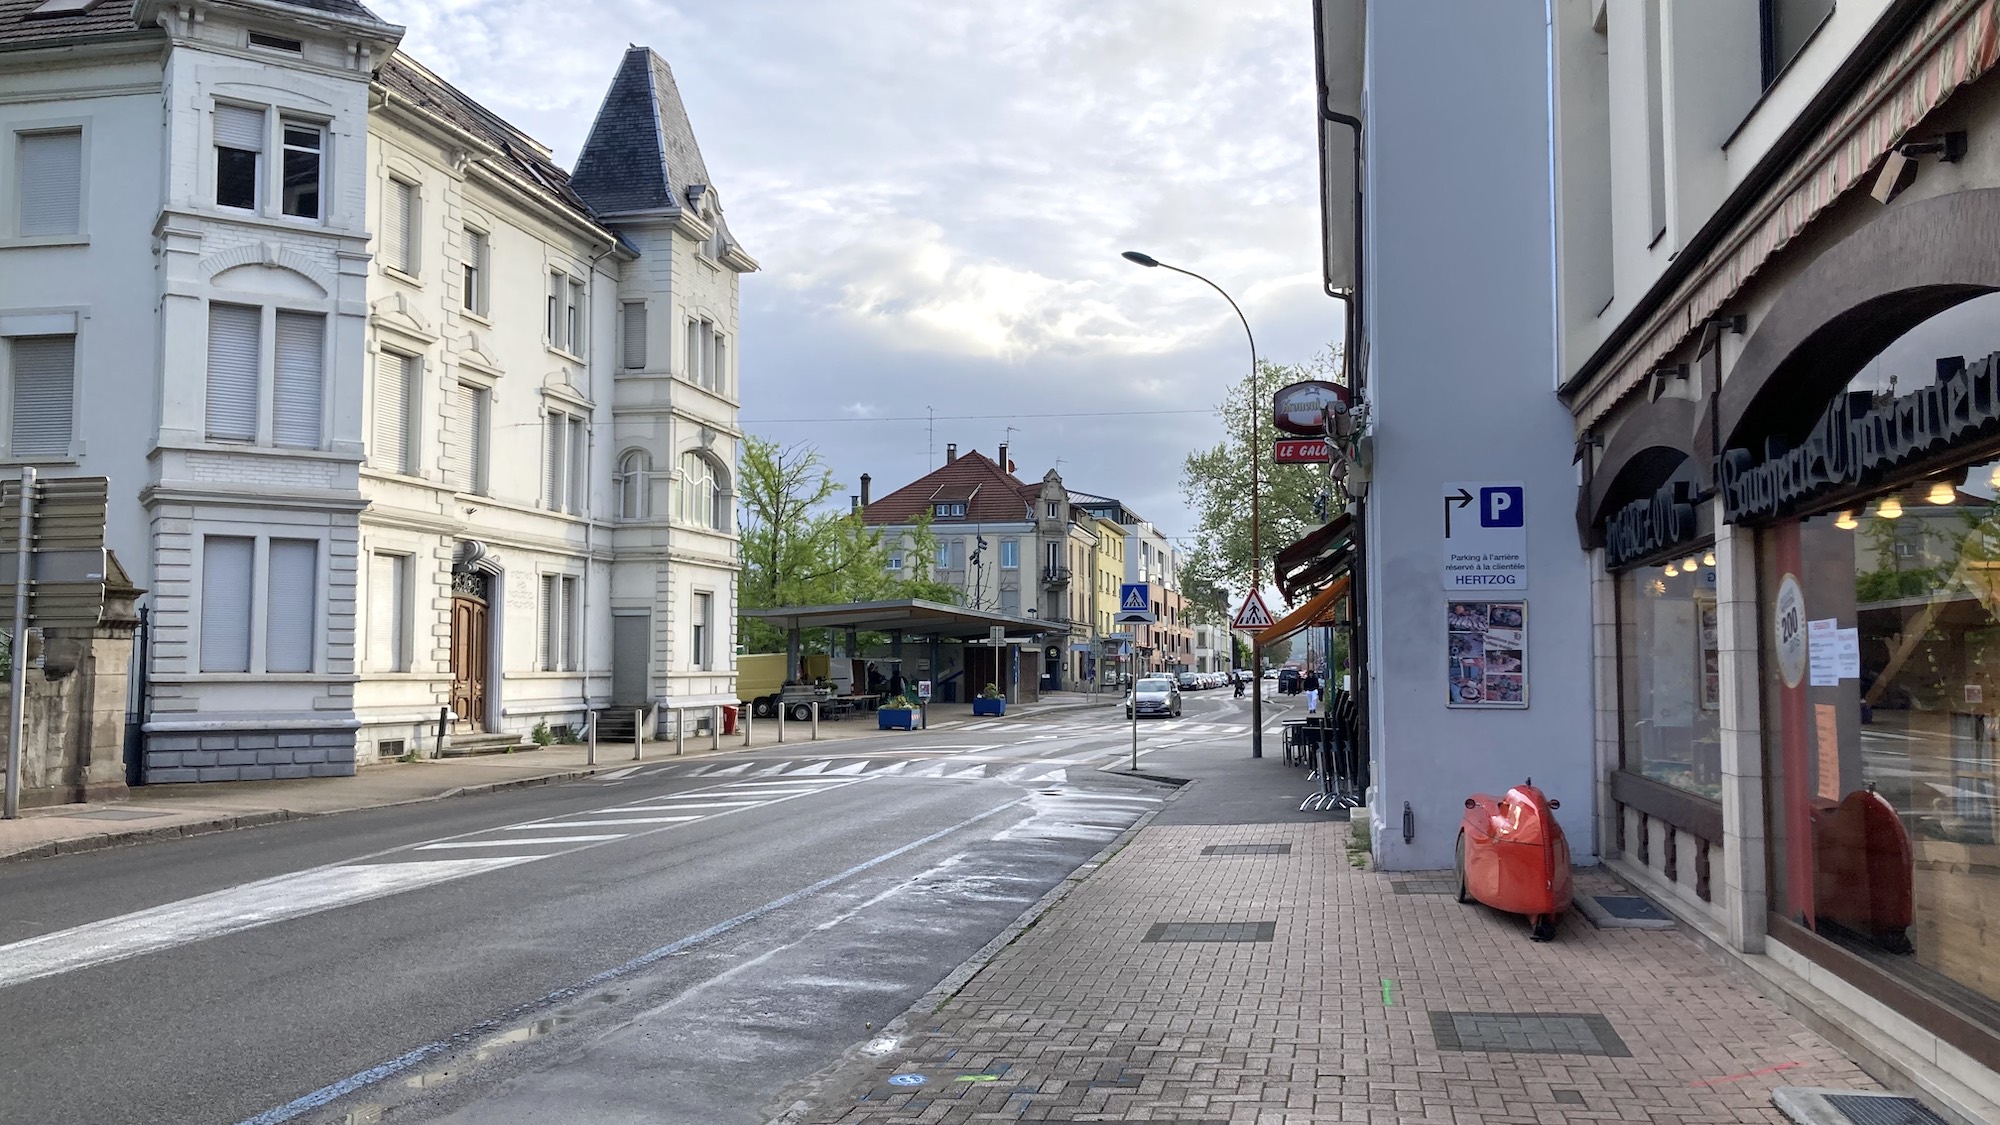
[1428,1011,1630,1057]
[1595,895,1671,921]
[1143,921,1276,943]
[1200,843,1291,856]
[1821,1093,1950,1125]
[1392,879,1458,895]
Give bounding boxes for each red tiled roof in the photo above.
[862,451,1035,526]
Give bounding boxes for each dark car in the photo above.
[1125,676,1183,719]
[1277,668,1301,695]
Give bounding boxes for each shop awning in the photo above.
[1275,513,1353,603]
[741,598,1059,641]
[1255,574,1351,648]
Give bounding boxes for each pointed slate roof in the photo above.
[571,46,713,216]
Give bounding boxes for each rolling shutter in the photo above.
[264,539,317,673]
[213,105,265,151]
[623,302,646,369]
[10,335,74,457]
[272,311,322,448]
[200,536,253,673]
[444,383,484,492]
[560,575,577,670]
[17,131,82,238]
[385,179,414,273]
[368,552,406,672]
[543,411,564,510]
[538,573,557,671]
[205,303,260,442]
[372,352,415,473]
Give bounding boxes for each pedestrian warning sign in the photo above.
[1232,592,1275,631]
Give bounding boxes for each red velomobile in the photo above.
[1455,780,1573,942]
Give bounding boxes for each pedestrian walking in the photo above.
[1303,668,1322,715]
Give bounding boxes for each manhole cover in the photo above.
[1552,1089,1585,1105]
[1594,895,1670,920]
[1143,921,1276,943]
[1200,843,1291,856]
[1428,1011,1630,1057]
[1393,879,1457,895]
[61,809,169,821]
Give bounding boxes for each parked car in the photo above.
[1126,676,1182,718]
[1177,672,1200,691]
[1277,668,1301,694]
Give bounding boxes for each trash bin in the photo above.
[722,704,738,735]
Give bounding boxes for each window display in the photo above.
[1618,559,1721,800]
[1763,460,2000,1019]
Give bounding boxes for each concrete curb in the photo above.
[0,763,626,865]
[760,772,1186,1125]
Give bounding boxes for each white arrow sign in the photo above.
[1232,591,1275,630]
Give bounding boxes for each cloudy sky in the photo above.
[374,0,1337,543]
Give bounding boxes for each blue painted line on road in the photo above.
[231,796,1031,1125]
[887,1074,927,1087]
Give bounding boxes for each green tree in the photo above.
[737,437,956,652]
[1180,345,1345,612]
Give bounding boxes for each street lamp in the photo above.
[1122,250,1265,759]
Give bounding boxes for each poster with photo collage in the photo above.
[1447,600,1528,708]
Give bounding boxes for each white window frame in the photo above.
[443,380,489,495]
[543,407,586,514]
[887,551,903,571]
[371,349,419,475]
[0,318,78,462]
[13,125,86,242]
[674,451,726,531]
[566,278,586,358]
[538,571,579,672]
[212,102,264,213]
[462,227,489,315]
[367,550,411,673]
[549,269,583,356]
[1000,539,1018,570]
[383,175,418,277]
[195,530,327,676]
[203,302,326,450]
[685,317,718,389]
[278,117,326,224]
[691,590,713,671]
[616,448,652,520]
[622,300,647,371]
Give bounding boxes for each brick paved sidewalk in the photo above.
[784,821,1876,1124]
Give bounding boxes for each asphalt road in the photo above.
[0,690,1295,1125]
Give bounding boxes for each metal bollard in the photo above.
[587,710,597,766]
[711,705,721,752]
[742,705,753,747]
[675,708,685,757]
[810,700,819,741]
[633,707,644,761]
[777,700,786,744]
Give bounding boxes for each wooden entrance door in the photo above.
[450,593,489,732]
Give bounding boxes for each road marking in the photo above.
[649,792,772,801]
[502,817,702,829]
[0,858,532,990]
[231,797,1035,1125]
[602,802,756,812]
[414,835,626,849]
[596,766,644,780]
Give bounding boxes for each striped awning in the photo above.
[1255,574,1351,648]
[1576,0,2000,430]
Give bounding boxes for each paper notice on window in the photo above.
[1814,703,1842,803]
[1808,618,1840,687]
[1834,627,1861,680]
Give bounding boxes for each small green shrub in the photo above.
[531,720,553,746]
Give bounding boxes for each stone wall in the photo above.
[1,574,140,807]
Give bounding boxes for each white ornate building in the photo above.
[0,0,753,780]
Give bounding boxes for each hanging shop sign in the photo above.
[1447,600,1528,708]
[1272,380,1351,436]
[1718,348,2000,522]
[1602,479,1699,568]
[1274,439,1333,464]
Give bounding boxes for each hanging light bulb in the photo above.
[1664,562,1679,577]
[1877,496,1904,519]
[1835,510,1858,530]
[1927,480,1956,505]
[1682,555,1700,572]
[1703,549,1717,567]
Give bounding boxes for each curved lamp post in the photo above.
[1122,251,1264,759]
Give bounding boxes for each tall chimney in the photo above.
[859,473,872,509]
[946,443,957,463]
[998,442,1009,473]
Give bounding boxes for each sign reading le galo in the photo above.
[1442,481,1528,591]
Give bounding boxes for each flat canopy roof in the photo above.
[742,599,1061,640]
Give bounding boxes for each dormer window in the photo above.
[248,31,303,54]
[934,501,966,519]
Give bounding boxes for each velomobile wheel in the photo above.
[1455,831,1473,903]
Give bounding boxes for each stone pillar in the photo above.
[1713,509,1768,952]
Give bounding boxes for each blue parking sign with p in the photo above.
[1481,486,1524,528]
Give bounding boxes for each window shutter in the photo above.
[265,539,316,673]
[685,319,698,382]
[17,131,82,238]
[560,575,578,670]
[385,179,413,273]
[464,229,487,312]
[538,573,556,670]
[567,417,585,513]
[273,311,323,448]
[623,302,646,369]
[205,303,261,442]
[372,352,414,473]
[200,536,254,673]
[213,104,265,151]
[543,411,564,509]
[367,552,395,671]
[714,335,727,393]
[445,383,483,492]
[10,335,74,457]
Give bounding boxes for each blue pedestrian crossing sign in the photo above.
[1117,583,1156,623]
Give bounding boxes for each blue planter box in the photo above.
[879,708,919,730]
[972,699,1007,717]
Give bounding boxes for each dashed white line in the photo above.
[501,817,702,829]
[415,835,627,850]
